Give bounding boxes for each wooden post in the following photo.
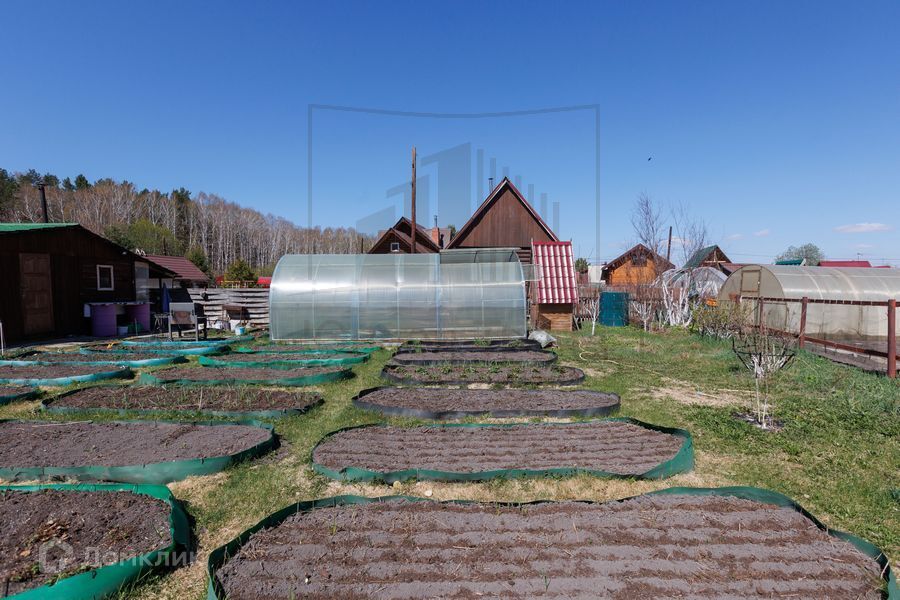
[757,297,765,330]
[798,296,808,348]
[888,299,896,379]
[665,226,673,262]
[410,146,417,254]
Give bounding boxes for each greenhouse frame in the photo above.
[269,253,527,341]
[719,265,900,343]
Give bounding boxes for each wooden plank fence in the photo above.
[187,288,270,327]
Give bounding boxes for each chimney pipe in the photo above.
[410,146,417,254]
[37,183,49,223]
[488,176,494,189]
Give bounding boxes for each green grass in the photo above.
[0,330,897,599]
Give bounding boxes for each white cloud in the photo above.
[753,229,770,237]
[834,222,892,233]
[726,233,743,241]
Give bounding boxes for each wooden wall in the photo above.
[533,303,574,331]
[451,188,555,257]
[188,288,270,327]
[606,259,664,287]
[0,227,136,343]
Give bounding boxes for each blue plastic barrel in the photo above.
[599,291,630,326]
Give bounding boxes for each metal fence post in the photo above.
[888,299,896,379]
[799,297,808,348]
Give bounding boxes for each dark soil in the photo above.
[17,352,173,363]
[314,421,683,475]
[0,365,124,379]
[213,353,362,363]
[0,386,36,399]
[382,363,584,385]
[240,345,372,353]
[149,366,346,382]
[0,489,171,595]
[48,386,321,413]
[215,495,884,599]
[398,338,543,353]
[390,350,556,366]
[0,421,271,467]
[354,387,619,418]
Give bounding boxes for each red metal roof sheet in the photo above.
[144,255,210,282]
[533,241,578,304]
[818,260,872,268]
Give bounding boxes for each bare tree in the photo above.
[630,193,665,256]
[732,330,795,429]
[671,201,709,266]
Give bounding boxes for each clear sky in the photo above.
[2,0,898,265]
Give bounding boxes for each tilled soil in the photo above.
[211,352,362,363]
[397,339,543,353]
[48,386,321,413]
[0,364,124,379]
[15,352,173,363]
[354,387,620,418]
[215,495,884,599]
[313,422,682,476]
[390,350,556,366]
[149,366,346,382]
[382,364,584,385]
[0,386,35,399]
[0,489,171,595]
[0,421,271,467]
[240,345,374,353]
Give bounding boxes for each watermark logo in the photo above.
[37,539,75,575]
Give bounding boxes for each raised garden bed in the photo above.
[198,352,366,368]
[0,386,40,406]
[0,364,132,387]
[44,385,323,419]
[0,484,189,598]
[234,344,379,354]
[312,419,691,482]
[208,489,896,600]
[84,345,225,356]
[397,338,542,353]
[382,363,584,385]
[2,351,185,368]
[0,419,275,484]
[389,349,556,366]
[353,386,620,418]
[121,334,252,347]
[140,365,351,387]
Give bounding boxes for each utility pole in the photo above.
[410,146,417,254]
[665,225,673,262]
[37,183,49,223]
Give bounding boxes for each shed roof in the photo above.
[818,260,872,268]
[144,254,210,282]
[0,222,79,233]
[604,243,675,272]
[533,241,578,304]
[684,245,731,270]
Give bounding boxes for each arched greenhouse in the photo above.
[269,252,527,341]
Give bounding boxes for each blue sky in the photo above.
[1,0,898,265]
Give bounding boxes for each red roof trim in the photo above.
[533,240,578,304]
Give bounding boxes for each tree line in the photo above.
[0,168,375,276]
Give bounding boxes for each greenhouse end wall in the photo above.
[269,254,527,341]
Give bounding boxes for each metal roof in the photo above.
[0,222,79,233]
[144,254,210,282]
[533,241,578,304]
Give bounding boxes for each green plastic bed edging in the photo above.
[82,345,226,357]
[388,349,557,367]
[2,482,190,600]
[0,387,40,406]
[138,368,353,388]
[41,386,324,420]
[205,487,898,600]
[380,364,586,386]
[0,355,185,368]
[232,345,380,354]
[198,353,367,369]
[310,418,692,483]
[0,418,277,485]
[0,367,132,387]
[121,335,254,347]
[352,385,621,419]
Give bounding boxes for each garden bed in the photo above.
[140,365,351,387]
[0,364,131,386]
[234,344,379,354]
[0,420,275,484]
[210,490,894,600]
[0,386,39,405]
[397,338,542,353]
[312,420,691,481]
[0,486,184,596]
[198,352,366,368]
[353,386,620,418]
[389,349,556,366]
[3,352,184,368]
[382,363,584,385]
[44,385,322,418]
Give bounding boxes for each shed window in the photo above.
[390,242,401,252]
[632,255,647,267]
[97,265,114,290]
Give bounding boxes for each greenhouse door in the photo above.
[19,253,55,336]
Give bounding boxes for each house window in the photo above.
[390,242,401,252]
[96,265,115,290]
[632,255,647,267]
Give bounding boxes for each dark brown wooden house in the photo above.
[368,217,440,254]
[683,245,732,272]
[446,177,558,264]
[0,223,174,344]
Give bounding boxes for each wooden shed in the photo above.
[602,244,674,287]
[683,245,732,273]
[368,217,440,254]
[446,177,557,265]
[532,241,578,331]
[0,223,173,344]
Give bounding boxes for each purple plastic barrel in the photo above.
[125,302,151,333]
[90,303,118,337]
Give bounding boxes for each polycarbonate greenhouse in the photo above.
[719,265,900,342]
[269,253,527,341]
